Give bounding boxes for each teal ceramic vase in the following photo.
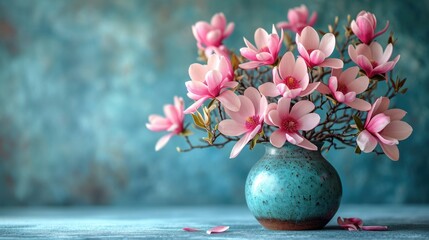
[245,143,342,230]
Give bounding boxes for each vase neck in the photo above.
[264,143,323,160]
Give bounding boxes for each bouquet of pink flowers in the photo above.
[147,5,412,161]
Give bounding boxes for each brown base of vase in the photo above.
[257,217,329,230]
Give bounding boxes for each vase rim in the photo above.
[262,141,324,150]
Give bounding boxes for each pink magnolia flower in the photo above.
[296,26,343,69]
[259,52,319,98]
[266,97,320,150]
[338,217,388,231]
[184,54,240,114]
[277,4,317,34]
[357,97,412,161]
[351,11,389,44]
[348,42,400,78]
[239,25,283,69]
[192,13,234,50]
[218,87,268,158]
[317,67,371,111]
[146,96,185,151]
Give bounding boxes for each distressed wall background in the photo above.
[0,0,427,206]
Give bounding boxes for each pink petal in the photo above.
[309,50,326,66]
[259,82,280,97]
[244,87,262,114]
[239,61,263,70]
[357,130,378,153]
[279,52,295,78]
[256,52,273,62]
[290,100,315,119]
[155,133,174,151]
[277,97,292,119]
[357,55,373,75]
[283,88,303,98]
[367,113,390,133]
[350,20,360,38]
[344,92,356,103]
[243,37,257,51]
[361,226,388,231]
[319,58,344,69]
[297,113,320,131]
[218,119,248,136]
[240,47,258,61]
[300,82,320,96]
[371,61,396,76]
[185,81,209,99]
[211,13,226,31]
[206,30,222,46]
[380,142,399,161]
[293,56,309,82]
[225,96,254,123]
[254,28,269,49]
[346,98,372,111]
[383,109,406,121]
[370,41,385,63]
[183,227,200,232]
[334,91,345,102]
[268,110,281,126]
[328,76,338,93]
[230,126,260,158]
[206,226,230,234]
[347,76,369,94]
[206,70,223,96]
[217,90,240,112]
[374,20,390,39]
[184,97,209,114]
[348,45,358,64]
[189,63,207,82]
[319,33,335,56]
[296,137,318,150]
[224,22,235,38]
[299,26,319,50]
[270,130,287,148]
[316,83,331,95]
[286,132,304,145]
[339,66,360,86]
[380,121,413,141]
[297,43,310,63]
[380,43,393,64]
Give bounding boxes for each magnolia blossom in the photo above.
[146,97,185,151]
[348,42,400,78]
[192,12,234,50]
[184,54,240,114]
[239,25,283,69]
[317,67,371,111]
[277,4,317,34]
[351,11,389,44]
[267,97,320,150]
[296,26,343,69]
[357,97,412,161]
[218,88,268,158]
[259,52,319,98]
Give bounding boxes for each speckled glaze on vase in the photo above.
[245,143,342,230]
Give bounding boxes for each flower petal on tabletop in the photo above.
[206,226,230,234]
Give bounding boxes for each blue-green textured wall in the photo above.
[0,0,427,205]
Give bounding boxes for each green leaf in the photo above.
[355,145,362,154]
[191,113,205,129]
[400,88,408,94]
[353,115,364,132]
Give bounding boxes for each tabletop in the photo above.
[0,205,428,239]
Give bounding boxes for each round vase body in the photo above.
[245,144,342,230]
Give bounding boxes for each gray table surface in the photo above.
[0,205,428,239]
